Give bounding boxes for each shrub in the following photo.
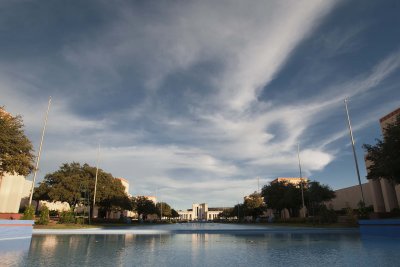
[37,205,50,225]
[357,201,370,219]
[58,210,75,224]
[19,206,26,214]
[345,206,357,225]
[76,217,85,224]
[21,205,35,220]
[49,210,59,217]
[318,205,337,223]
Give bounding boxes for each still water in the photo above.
[1,223,399,267]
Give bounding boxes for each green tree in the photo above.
[261,181,302,217]
[306,181,336,206]
[156,202,172,218]
[243,192,267,220]
[0,107,35,176]
[171,209,179,218]
[134,196,158,219]
[232,204,243,220]
[363,115,400,184]
[42,162,131,215]
[218,208,234,219]
[305,181,336,221]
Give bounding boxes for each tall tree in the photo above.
[243,192,267,219]
[42,162,130,213]
[134,196,158,219]
[0,107,35,176]
[305,181,336,221]
[156,202,172,217]
[232,204,243,219]
[363,115,400,184]
[171,209,180,218]
[261,181,302,217]
[306,181,336,206]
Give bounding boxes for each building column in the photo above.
[368,179,385,212]
[380,178,399,212]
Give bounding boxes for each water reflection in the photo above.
[1,230,399,266]
[0,238,30,266]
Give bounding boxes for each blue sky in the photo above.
[1,0,400,210]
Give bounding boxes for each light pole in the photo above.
[237,202,239,221]
[160,201,163,222]
[92,144,100,218]
[29,96,51,206]
[297,143,306,217]
[344,98,365,203]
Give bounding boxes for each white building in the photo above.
[0,173,32,213]
[178,203,222,221]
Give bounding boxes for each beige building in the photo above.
[271,177,308,187]
[327,183,373,210]
[178,203,222,221]
[365,107,400,212]
[116,177,130,195]
[0,173,32,213]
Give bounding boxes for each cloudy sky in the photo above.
[1,0,400,209]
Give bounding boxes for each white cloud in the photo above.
[3,1,400,209]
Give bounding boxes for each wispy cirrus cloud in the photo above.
[2,1,400,209]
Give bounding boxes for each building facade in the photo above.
[365,107,400,212]
[327,183,373,210]
[0,173,32,213]
[178,203,222,221]
[271,177,309,187]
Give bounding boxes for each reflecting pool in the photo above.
[1,223,399,267]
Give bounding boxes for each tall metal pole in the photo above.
[297,143,305,216]
[237,201,240,221]
[344,98,365,203]
[160,200,163,221]
[92,144,100,214]
[29,96,51,206]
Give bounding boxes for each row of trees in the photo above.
[220,181,336,221]
[134,196,179,219]
[262,180,335,219]
[34,162,131,217]
[34,162,179,220]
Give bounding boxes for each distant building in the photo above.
[271,177,308,187]
[138,195,157,204]
[116,177,130,195]
[178,203,222,221]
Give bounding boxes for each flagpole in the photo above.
[297,143,305,217]
[92,144,100,215]
[29,96,51,206]
[344,98,365,203]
